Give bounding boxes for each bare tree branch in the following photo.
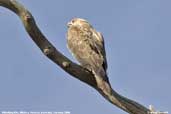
[0,0,150,114]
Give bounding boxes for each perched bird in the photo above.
[67,18,109,84]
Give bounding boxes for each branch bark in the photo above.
[0,0,150,114]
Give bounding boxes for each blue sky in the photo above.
[0,0,170,114]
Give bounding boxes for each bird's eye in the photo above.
[72,20,75,23]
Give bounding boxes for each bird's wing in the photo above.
[85,29,109,83]
[92,29,108,71]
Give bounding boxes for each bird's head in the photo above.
[67,18,91,28]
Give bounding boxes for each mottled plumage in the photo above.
[67,18,109,83]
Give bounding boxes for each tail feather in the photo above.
[92,67,110,84]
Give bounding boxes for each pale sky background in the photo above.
[0,0,170,114]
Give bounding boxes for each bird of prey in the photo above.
[67,18,109,83]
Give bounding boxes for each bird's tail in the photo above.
[92,67,110,85]
[92,69,112,96]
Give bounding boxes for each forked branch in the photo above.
[0,0,150,114]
